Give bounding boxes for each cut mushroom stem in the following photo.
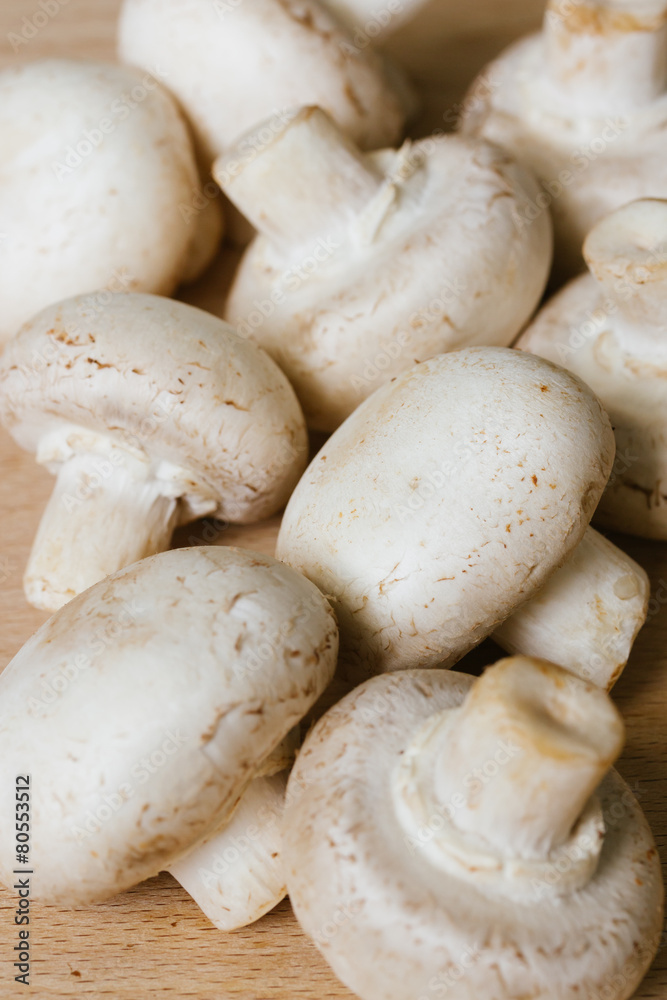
[545,0,667,112]
[405,657,624,862]
[494,527,649,689]
[582,198,667,357]
[25,450,183,611]
[215,107,384,252]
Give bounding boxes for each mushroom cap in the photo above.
[0,59,211,343]
[517,272,667,538]
[225,136,552,431]
[0,292,308,523]
[117,0,407,163]
[283,669,663,1000]
[459,32,667,277]
[277,347,614,678]
[0,546,338,905]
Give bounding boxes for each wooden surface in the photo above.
[0,1,666,997]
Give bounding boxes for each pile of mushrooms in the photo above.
[0,0,666,997]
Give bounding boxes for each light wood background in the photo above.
[1,1,666,997]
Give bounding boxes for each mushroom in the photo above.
[0,292,307,611]
[0,59,222,345]
[0,545,338,907]
[517,197,667,539]
[276,346,646,684]
[459,0,667,279]
[213,107,552,431]
[117,0,411,168]
[283,656,664,1000]
[494,526,649,690]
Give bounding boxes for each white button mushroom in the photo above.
[0,293,307,611]
[213,107,552,431]
[276,346,646,683]
[518,197,667,538]
[0,546,338,907]
[0,59,222,344]
[117,0,410,167]
[283,657,664,1000]
[459,0,667,278]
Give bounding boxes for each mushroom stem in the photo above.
[582,198,667,358]
[324,0,430,35]
[411,658,624,860]
[213,107,384,252]
[25,452,180,611]
[494,527,649,689]
[167,771,287,932]
[545,0,667,113]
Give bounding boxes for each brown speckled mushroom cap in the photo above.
[0,292,307,524]
[283,664,664,1000]
[0,546,338,905]
[277,347,615,680]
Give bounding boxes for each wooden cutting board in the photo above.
[0,1,665,996]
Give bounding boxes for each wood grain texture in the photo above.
[0,1,665,997]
